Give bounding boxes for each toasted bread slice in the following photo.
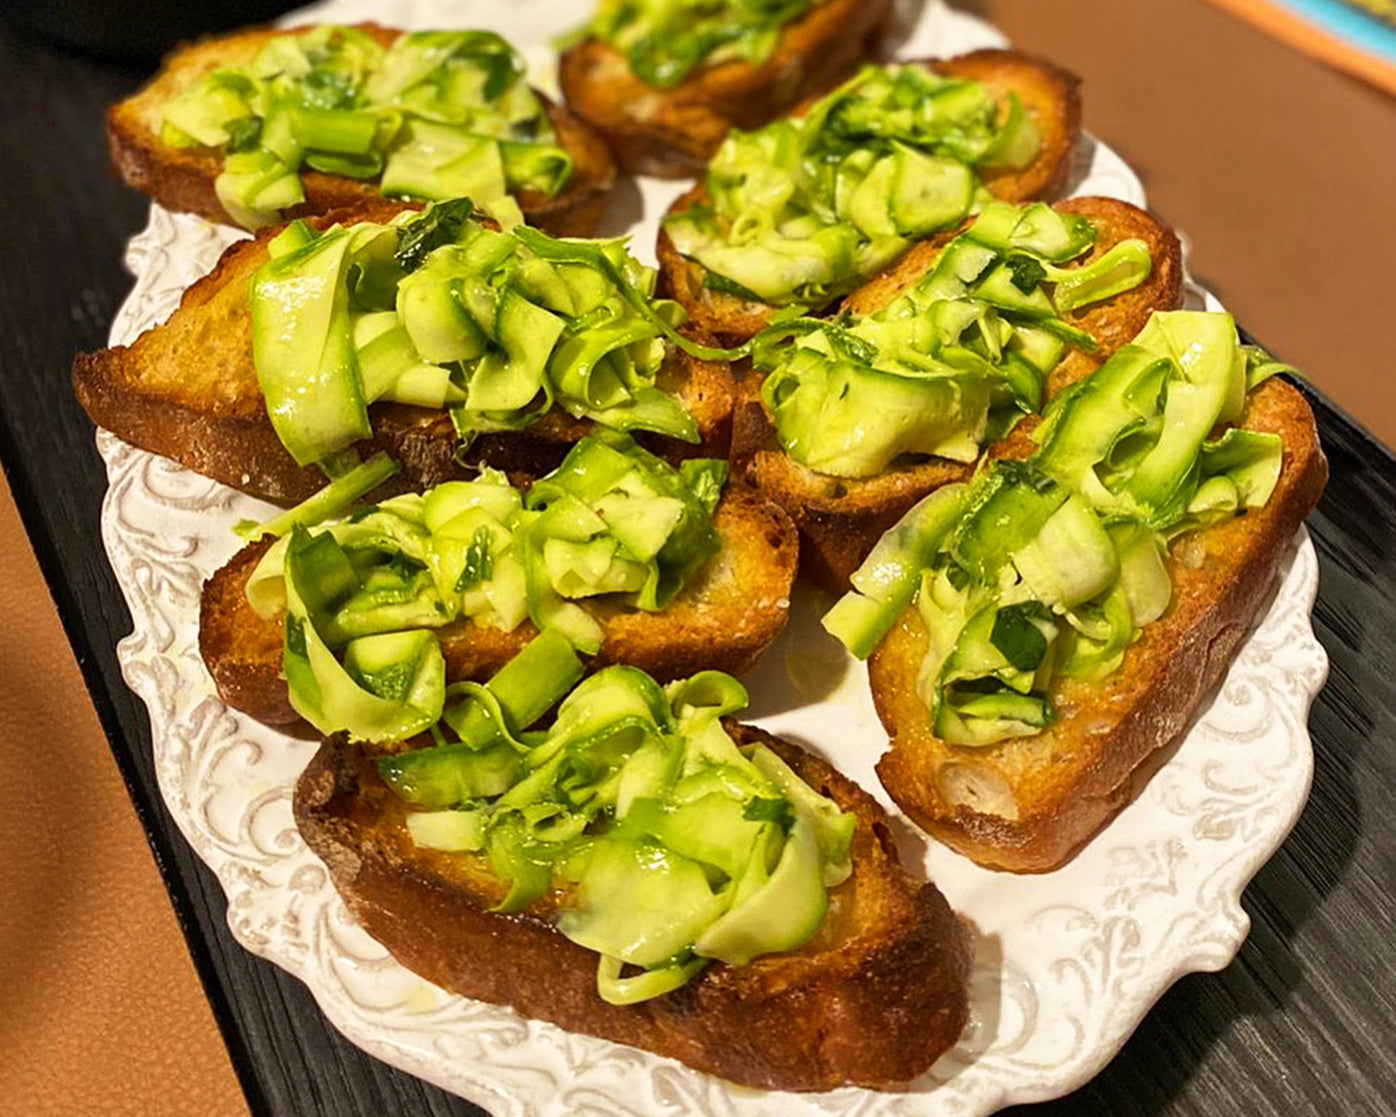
[294,720,972,1090]
[557,0,894,179]
[109,23,616,236]
[201,483,798,727]
[656,49,1083,346]
[736,196,1184,593]
[73,205,735,507]
[867,378,1328,873]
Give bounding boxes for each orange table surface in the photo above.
[0,465,248,1117]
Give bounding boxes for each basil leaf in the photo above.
[1006,253,1048,294]
[990,602,1051,672]
[395,198,485,273]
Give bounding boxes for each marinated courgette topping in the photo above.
[748,203,1151,478]
[251,199,710,470]
[824,311,1287,745]
[1033,310,1286,530]
[247,431,728,739]
[663,64,1043,307]
[381,651,854,1002]
[160,26,571,229]
[235,452,400,541]
[579,0,822,88]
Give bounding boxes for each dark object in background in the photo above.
[3,0,302,63]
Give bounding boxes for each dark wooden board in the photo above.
[0,16,1391,1117]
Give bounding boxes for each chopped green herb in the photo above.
[824,323,878,365]
[225,116,262,153]
[989,601,1052,672]
[353,660,417,702]
[743,797,794,831]
[285,614,308,658]
[395,198,484,273]
[997,458,1060,495]
[456,526,496,592]
[299,67,357,110]
[387,551,428,583]
[1006,253,1048,294]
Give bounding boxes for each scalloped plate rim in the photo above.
[91,2,1329,1114]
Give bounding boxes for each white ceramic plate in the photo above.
[95,2,1329,1114]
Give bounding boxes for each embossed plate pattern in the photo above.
[95,2,1328,1114]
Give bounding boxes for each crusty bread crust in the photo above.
[867,378,1328,872]
[736,196,1184,593]
[933,50,1081,208]
[108,23,616,236]
[200,483,799,727]
[293,721,972,1090]
[72,203,735,506]
[558,0,894,179]
[655,49,1083,347]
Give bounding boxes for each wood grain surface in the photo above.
[0,2,1392,1115]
